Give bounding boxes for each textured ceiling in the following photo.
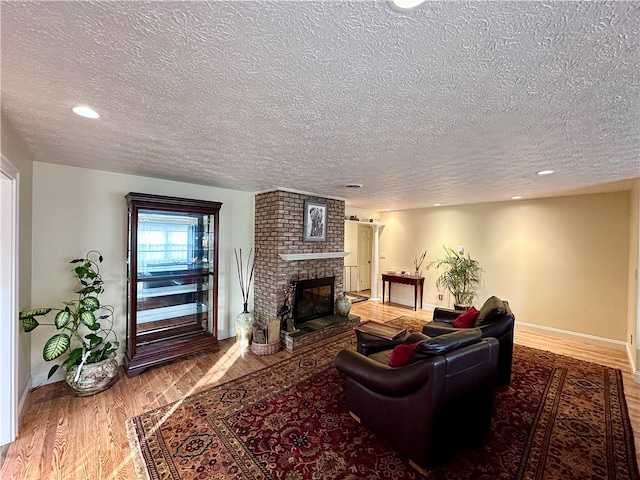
[1,0,639,210]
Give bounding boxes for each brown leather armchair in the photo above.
[335,329,499,473]
[423,296,514,385]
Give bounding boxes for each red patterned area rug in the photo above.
[127,333,639,480]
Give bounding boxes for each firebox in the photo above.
[292,276,335,327]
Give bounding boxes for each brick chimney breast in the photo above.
[254,190,345,324]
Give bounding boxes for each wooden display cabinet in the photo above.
[124,192,221,377]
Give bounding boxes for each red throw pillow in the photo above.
[452,306,480,328]
[389,342,421,367]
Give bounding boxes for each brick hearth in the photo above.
[280,314,360,352]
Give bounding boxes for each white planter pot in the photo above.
[65,354,118,396]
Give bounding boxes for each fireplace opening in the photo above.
[292,276,335,328]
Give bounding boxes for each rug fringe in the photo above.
[126,418,152,480]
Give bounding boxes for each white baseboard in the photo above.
[516,321,627,351]
[218,329,234,341]
[517,321,640,383]
[18,381,30,419]
[383,296,434,311]
[28,352,126,390]
[627,343,640,384]
[29,370,63,389]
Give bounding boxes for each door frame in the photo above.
[357,224,373,291]
[0,155,19,445]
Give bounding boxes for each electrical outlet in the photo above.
[631,334,634,345]
[438,294,443,300]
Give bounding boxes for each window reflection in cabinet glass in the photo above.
[135,211,212,344]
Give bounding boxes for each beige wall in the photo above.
[1,111,34,407]
[630,180,640,369]
[30,162,254,384]
[379,192,631,343]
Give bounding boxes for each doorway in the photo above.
[357,225,373,291]
[0,158,18,446]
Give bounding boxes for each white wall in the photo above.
[1,111,34,415]
[345,206,379,222]
[30,162,254,384]
[379,192,631,344]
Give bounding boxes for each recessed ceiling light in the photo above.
[72,106,100,119]
[345,183,363,188]
[512,196,523,200]
[537,170,554,176]
[390,0,426,10]
[433,203,441,207]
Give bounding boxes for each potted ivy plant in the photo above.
[430,246,483,309]
[19,250,120,396]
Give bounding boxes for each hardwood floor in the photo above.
[2,300,639,479]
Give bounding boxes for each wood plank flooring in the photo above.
[2,300,639,479]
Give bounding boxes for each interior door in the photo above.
[357,225,373,291]
[0,161,18,445]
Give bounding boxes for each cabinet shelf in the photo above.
[137,302,205,323]
[137,283,208,299]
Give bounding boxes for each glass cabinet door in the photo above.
[136,211,212,342]
[125,193,222,377]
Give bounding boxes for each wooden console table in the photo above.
[381,273,425,311]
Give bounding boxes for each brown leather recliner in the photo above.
[422,296,514,385]
[335,329,499,473]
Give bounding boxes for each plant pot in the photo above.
[65,354,118,396]
[454,304,470,311]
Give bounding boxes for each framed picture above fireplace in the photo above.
[303,200,327,242]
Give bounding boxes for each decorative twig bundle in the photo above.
[234,248,256,309]
[413,250,427,271]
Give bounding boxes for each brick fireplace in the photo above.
[254,189,346,325]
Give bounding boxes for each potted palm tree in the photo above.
[19,250,119,396]
[430,246,483,309]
